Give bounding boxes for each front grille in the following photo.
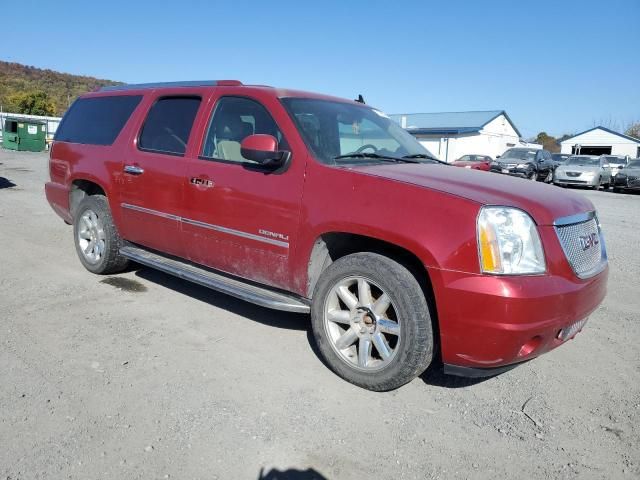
[566,171,581,177]
[554,216,606,279]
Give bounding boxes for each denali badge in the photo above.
[259,229,289,241]
[579,232,599,251]
[190,177,214,188]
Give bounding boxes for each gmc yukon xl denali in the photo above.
[46,81,608,391]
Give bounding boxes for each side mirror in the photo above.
[496,155,501,159]
[240,134,290,169]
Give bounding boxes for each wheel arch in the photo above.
[69,177,108,218]
[305,231,440,349]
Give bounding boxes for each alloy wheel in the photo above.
[77,209,106,264]
[323,276,401,371]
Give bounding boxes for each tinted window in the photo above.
[55,95,142,145]
[201,96,287,163]
[139,96,201,155]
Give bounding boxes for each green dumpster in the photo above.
[2,117,47,152]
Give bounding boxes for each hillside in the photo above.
[0,61,121,116]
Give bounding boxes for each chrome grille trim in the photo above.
[554,212,607,279]
[553,211,596,227]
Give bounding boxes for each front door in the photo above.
[182,95,305,290]
[118,95,202,257]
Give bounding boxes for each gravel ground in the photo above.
[1,149,638,480]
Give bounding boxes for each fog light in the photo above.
[557,318,588,342]
[517,336,542,357]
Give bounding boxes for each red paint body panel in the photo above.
[45,83,608,371]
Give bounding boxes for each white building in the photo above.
[389,110,537,162]
[560,126,640,158]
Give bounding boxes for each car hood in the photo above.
[350,163,594,226]
[557,165,599,173]
[619,167,640,175]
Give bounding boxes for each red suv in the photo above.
[46,81,608,391]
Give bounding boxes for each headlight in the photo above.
[583,171,596,178]
[517,163,528,168]
[477,206,546,275]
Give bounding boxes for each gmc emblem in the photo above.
[579,233,599,251]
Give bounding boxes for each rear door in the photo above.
[181,93,306,290]
[118,94,203,257]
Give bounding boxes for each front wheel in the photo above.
[528,169,537,181]
[311,253,434,391]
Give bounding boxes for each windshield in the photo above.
[281,98,437,164]
[627,160,640,168]
[552,154,568,162]
[565,156,599,166]
[501,149,537,161]
[603,156,627,165]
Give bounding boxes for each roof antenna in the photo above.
[355,94,365,104]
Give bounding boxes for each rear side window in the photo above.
[55,95,142,145]
[138,96,201,156]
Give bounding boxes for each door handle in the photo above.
[124,165,144,175]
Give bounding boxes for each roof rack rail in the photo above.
[100,80,242,92]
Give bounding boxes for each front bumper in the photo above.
[614,175,640,190]
[428,261,608,372]
[554,174,599,187]
[489,166,530,178]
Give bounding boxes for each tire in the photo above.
[528,169,537,181]
[544,170,553,183]
[613,187,621,193]
[73,194,129,274]
[311,252,433,391]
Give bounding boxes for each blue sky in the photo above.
[5,0,639,138]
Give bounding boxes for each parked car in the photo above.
[613,158,640,193]
[554,155,612,189]
[551,153,570,167]
[490,148,555,182]
[452,154,492,171]
[600,155,628,178]
[45,81,608,391]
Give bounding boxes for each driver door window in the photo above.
[201,96,287,163]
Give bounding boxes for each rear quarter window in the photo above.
[55,95,142,145]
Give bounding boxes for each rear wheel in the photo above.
[73,195,129,274]
[311,253,433,391]
[544,170,553,183]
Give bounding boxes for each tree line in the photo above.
[0,60,120,116]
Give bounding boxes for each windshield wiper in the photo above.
[333,153,421,164]
[401,154,449,164]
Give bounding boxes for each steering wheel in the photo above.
[355,144,378,154]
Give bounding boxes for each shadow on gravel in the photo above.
[420,362,494,389]
[134,267,309,331]
[132,266,498,390]
[258,467,328,480]
[0,177,17,189]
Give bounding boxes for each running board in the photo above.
[119,245,311,314]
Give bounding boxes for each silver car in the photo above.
[600,155,629,178]
[554,155,612,189]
